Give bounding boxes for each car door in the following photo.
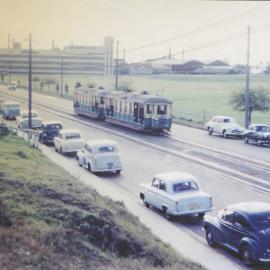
[219,208,236,248]
[148,178,161,208]
[230,213,252,250]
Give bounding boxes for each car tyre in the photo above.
[257,140,263,146]
[244,137,249,144]
[208,127,213,135]
[223,130,228,138]
[116,170,121,175]
[143,199,150,208]
[87,163,91,172]
[240,245,254,266]
[163,207,173,221]
[59,147,63,154]
[206,228,216,248]
[55,147,58,152]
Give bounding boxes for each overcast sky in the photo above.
[1,0,270,65]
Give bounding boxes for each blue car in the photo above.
[39,121,63,145]
[203,202,270,266]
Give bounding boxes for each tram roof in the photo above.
[75,87,172,104]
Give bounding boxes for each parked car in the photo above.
[140,172,213,220]
[54,129,84,154]
[205,116,245,138]
[203,202,270,266]
[243,124,270,146]
[39,121,63,145]
[76,140,123,174]
[2,101,21,119]
[17,110,42,129]
[8,82,17,90]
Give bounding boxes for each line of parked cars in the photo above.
[1,98,269,267]
[205,115,270,146]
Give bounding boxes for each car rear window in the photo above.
[99,146,115,153]
[173,181,198,193]
[48,124,62,130]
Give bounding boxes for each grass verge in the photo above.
[0,135,205,270]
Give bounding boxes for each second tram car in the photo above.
[73,87,172,132]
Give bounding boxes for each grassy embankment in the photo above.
[5,73,270,125]
[0,134,205,270]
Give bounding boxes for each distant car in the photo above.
[39,121,63,145]
[54,129,84,154]
[8,82,17,90]
[2,101,21,119]
[17,110,42,129]
[76,140,123,174]
[140,172,213,220]
[205,116,245,138]
[243,124,270,146]
[203,202,270,266]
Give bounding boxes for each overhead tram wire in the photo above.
[125,3,269,52]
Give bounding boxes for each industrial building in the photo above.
[0,37,114,76]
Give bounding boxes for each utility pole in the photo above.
[115,40,119,90]
[182,50,185,60]
[8,33,10,50]
[245,25,250,128]
[123,48,125,62]
[60,56,63,98]
[28,33,32,129]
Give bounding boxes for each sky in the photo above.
[1,0,270,65]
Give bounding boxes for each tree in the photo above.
[75,81,82,89]
[42,78,57,91]
[118,81,134,92]
[32,76,41,90]
[229,87,270,123]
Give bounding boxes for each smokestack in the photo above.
[52,40,55,49]
[8,34,10,50]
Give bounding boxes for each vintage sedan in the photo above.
[140,172,213,220]
[1,101,21,120]
[203,202,270,266]
[205,115,245,138]
[39,121,63,145]
[54,129,84,154]
[243,124,270,146]
[76,140,123,174]
[17,110,42,129]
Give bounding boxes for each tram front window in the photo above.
[157,105,167,115]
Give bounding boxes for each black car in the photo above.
[203,202,270,266]
[39,121,63,145]
[244,124,270,146]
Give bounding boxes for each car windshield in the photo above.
[250,213,270,230]
[223,118,235,123]
[99,146,115,153]
[173,181,199,193]
[47,124,62,130]
[65,133,81,139]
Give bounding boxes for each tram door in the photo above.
[133,103,139,122]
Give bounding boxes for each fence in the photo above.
[0,122,40,148]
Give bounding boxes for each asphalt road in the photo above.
[1,86,270,270]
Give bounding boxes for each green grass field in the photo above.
[4,73,270,125]
[0,134,205,270]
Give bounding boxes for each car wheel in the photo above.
[163,207,173,221]
[115,170,121,175]
[198,212,205,219]
[223,130,228,138]
[240,245,254,266]
[143,199,150,208]
[208,127,213,135]
[257,140,263,146]
[78,158,82,167]
[59,147,63,154]
[87,163,91,172]
[55,147,58,152]
[244,137,249,144]
[206,228,216,248]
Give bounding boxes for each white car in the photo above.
[76,140,123,174]
[205,115,245,138]
[8,82,17,90]
[54,129,84,154]
[140,172,213,220]
[17,110,42,129]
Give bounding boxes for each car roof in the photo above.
[43,121,62,126]
[154,171,196,183]
[212,115,235,119]
[86,139,118,147]
[227,202,270,215]
[59,129,81,134]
